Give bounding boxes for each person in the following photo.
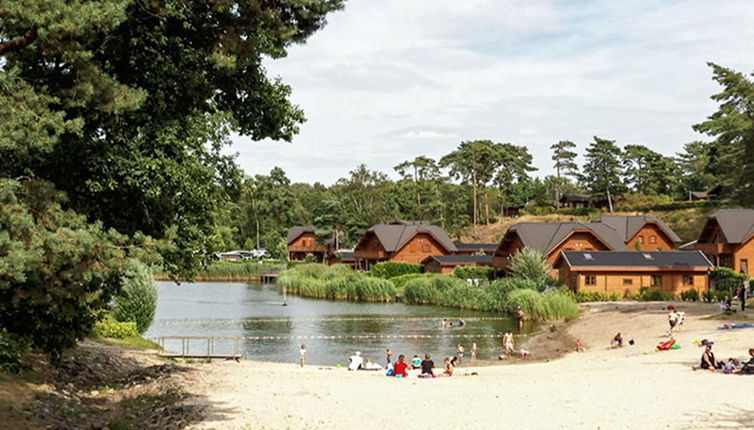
[611,333,623,348]
[299,344,307,368]
[393,354,409,378]
[515,307,526,330]
[442,318,449,328]
[676,311,686,330]
[700,344,721,371]
[443,357,454,376]
[386,348,393,368]
[363,358,383,370]
[458,318,466,327]
[411,355,422,369]
[503,331,514,358]
[575,340,585,352]
[456,344,464,364]
[737,282,747,312]
[668,310,679,335]
[471,341,479,361]
[723,358,740,374]
[721,296,734,313]
[420,353,435,377]
[348,351,364,371]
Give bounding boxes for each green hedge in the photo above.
[452,266,494,280]
[0,332,30,373]
[368,262,422,279]
[93,316,139,339]
[713,267,747,294]
[278,264,395,302]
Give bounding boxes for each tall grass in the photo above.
[158,260,288,281]
[403,275,579,321]
[278,264,396,302]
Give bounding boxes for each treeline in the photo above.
[216,63,754,256]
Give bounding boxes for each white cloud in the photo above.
[229,0,754,184]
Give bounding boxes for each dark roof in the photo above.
[334,250,355,261]
[364,222,458,253]
[422,255,493,265]
[506,222,628,254]
[560,251,713,268]
[287,226,318,244]
[594,215,681,243]
[705,209,754,244]
[690,191,709,199]
[453,242,498,252]
[560,194,591,202]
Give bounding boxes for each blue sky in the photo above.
[228,0,754,184]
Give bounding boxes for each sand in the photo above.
[184,302,754,430]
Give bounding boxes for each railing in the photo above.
[155,336,243,361]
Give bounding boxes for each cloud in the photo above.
[228,0,754,184]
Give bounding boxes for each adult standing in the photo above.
[737,282,747,312]
[515,307,526,330]
[503,331,515,358]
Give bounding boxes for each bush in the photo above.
[542,291,580,320]
[504,289,548,320]
[452,266,494,280]
[369,262,422,279]
[278,264,395,302]
[703,289,729,303]
[713,267,747,294]
[388,273,430,290]
[114,261,158,334]
[195,260,287,280]
[508,248,552,289]
[93,316,139,339]
[566,290,622,302]
[680,289,700,302]
[0,332,30,373]
[629,287,675,301]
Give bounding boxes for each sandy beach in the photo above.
[183,302,754,430]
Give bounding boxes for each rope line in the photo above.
[156,333,526,342]
[154,315,513,327]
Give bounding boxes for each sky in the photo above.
[228,0,754,185]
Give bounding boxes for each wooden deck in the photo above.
[156,336,243,361]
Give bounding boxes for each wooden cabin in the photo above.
[556,250,712,296]
[452,242,498,256]
[327,249,357,268]
[559,194,609,209]
[493,216,681,276]
[353,221,457,270]
[287,226,328,262]
[422,255,493,275]
[694,209,754,275]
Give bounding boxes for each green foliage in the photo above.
[504,289,548,320]
[93,316,139,339]
[566,290,622,303]
[452,266,494,280]
[581,136,626,204]
[704,289,731,303]
[627,287,676,301]
[278,264,395,302]
[680,289,700,302]
[542,291,580,320]
[508,247,552,289]
[388,273,430,290]
[369,262,422,279]
[187,260,288,281]
[0,332,30,373]
[113,261,158,334]
[0,179,141,363]
[713,267,747,294]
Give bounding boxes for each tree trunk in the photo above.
[606,186,614,213]
[472,172,478,225]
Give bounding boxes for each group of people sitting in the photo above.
[698,345,754,374]
[390,353,456,378]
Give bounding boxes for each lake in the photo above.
[145,281,533,366]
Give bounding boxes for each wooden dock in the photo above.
[260,271,280,283]
[156,336,243,361]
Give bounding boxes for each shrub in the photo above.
[93,316,139,339]
[194,260,288,280]
[713,267,747,294]
[278,264,394,302]
[504,289,548,320]
[630,287,675,301]
[403,275,469,305]
[703,289,729,303]
[568,290,622,302]
[452,266,494,280]
[388,273,430,292]
[680,289,700,302]
[114,261,158,334]
[0,332,30,373]
[369,262,422,279]
[542,291,580,320]
[508,248,552,289]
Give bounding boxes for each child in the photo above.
[299,344,307,367]
[471,341,479,361]
[443,357,454,376]
[611,333,623,348]
[456,344,464,364]
[393,354,409,378]
[411,355,422,369]
[575,340,585,352]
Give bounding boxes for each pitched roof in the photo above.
[287,226,317,244]
[453,242,499,252]
[594,215,681,243]
[560,194,591,202]
[506,222,628,254]
[364,222,458,253]
[705,209,754,244]
[560,250,713,268]
[422,255,493,265]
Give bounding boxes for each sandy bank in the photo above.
[183,302,754,430]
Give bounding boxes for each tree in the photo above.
[508,247,552,289]
[581,136,626,211]
[693,62,754,204]
[551,140,579,207]
[440,140,504,225]
[493,143,536,215]
[1,0,344,277]
[675,141,717,197]
[394,156,441,208]
[622,144,677,195]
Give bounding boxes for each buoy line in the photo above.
[238,333,523,341]
[154,315,513,327]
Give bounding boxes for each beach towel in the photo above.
[717,323,754,330]
[657,339,676,351]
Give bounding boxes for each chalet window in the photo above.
[422,245,430,252]
[623,279,633,286]
[651,275,662,287]
[585,275,597,286]
[742,259,749,274]
[637,236,644,244]
[719,254,733,268]
[649,236,657,244]
[683,275,693,286]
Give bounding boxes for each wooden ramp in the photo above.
[156,336,243,361]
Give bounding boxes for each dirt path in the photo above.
[184,302,754,430]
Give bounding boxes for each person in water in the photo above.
[515,307,526,330]
[471,341,479,361]
[456,344,465,364]
[393,354,409,378]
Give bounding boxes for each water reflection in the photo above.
[146,281,535,365]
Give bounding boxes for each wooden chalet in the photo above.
[694,209,754,275]
[493,216,681,275]
[559,194,609,209]
[327,249,357,267]
[422,255,493,275]
[353,221,457,270]
[556,251,712,296]
[287,226,328,262]
[453,242,498,256]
